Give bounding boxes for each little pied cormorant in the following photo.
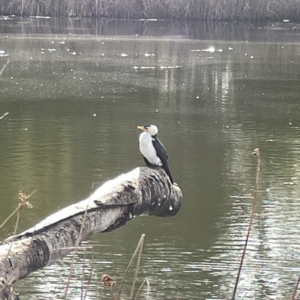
[138,124,174,184]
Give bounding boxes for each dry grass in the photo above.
[0,190,36,240]
[0,0,300,20]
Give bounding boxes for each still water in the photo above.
[1,18,300,299]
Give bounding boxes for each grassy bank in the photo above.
[0,0,300,21]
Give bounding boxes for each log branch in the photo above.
[0,167,182,294]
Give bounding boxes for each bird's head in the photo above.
[137,124,158,136]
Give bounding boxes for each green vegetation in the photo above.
[0,0,300,21]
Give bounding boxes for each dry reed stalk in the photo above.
[133,279,150,300]
[0,189,36,296]
[116,234,146,300]
[231,148,261,300]
[0,190,35,239]
[81,249,94,300]
[63,183,95,299]
[129,233,145,298]
[291,276,300,299]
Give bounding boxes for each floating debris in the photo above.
[191,47,223,53]
[48,48,56,54]
[191,47,217,53]
[0,50,9,57]
[138,18,158,21]
[0,59,9,76]
[30,16,51,19]
[160,65,181,69]
[0,112,9,120]
[0,16,14,20]
[58,41,65,44]
[135,65,181,70]
[145,53,156,57]
[134,66,156,70]
[120,53,128,57]
[206,46,216,53]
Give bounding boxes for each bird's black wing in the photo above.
[152,137,174,184]
[142,155,154,168]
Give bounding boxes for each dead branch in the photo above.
[0,167,182,298]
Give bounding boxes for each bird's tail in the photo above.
[164,164,174,184]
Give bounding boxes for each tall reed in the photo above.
[0,0,300,21]
[232,149,261,300]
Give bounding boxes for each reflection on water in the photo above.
[1,18,300,299]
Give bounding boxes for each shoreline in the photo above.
[1,0,300,21]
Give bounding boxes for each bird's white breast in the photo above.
[139,132,162,165]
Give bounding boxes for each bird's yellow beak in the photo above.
[137,126,146,131]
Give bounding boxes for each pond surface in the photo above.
[1,18,300,299]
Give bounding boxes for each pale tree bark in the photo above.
[0,167,182,299]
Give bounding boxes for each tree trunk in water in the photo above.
[0,167,182,298]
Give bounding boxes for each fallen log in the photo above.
[0,167,182,299]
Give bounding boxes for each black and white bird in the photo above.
[138,124,174,184]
